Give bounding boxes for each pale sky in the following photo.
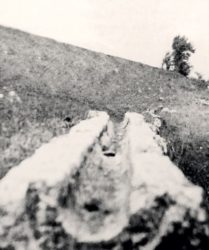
[0,0,209,78]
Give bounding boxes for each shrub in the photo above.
[162,36,195,77]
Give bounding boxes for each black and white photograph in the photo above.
[0,0,209,249]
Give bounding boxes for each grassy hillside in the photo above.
[1,25,209,203]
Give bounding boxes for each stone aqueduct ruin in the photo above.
[0,111,209,249]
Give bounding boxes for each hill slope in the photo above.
[0,25,203,117]
[1,25,209,204]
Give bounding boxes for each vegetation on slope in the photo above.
[1,25,209,204]
[162,35,195,76]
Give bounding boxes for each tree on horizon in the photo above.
[162,35,195,77]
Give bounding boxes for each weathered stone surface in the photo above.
[126,113,209,249]
[0,111,208,249]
